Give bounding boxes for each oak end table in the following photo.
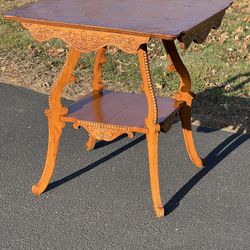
[5,0,232,217]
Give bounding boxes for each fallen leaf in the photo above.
[47,49,59,57]
[225,84,233,91]
[211,69,217,76]
[235,26,244,34]
[57,48,65,53]
[27,44,33,52]
[108,46,118,55]
[155,83,165,89]
[219,32,229,44]
[234,35,240,41]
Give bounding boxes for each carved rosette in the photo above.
[72,120,134,141]
[21,22,149,53]
[177,10,226,49]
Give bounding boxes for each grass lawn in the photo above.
[0,0,249,132]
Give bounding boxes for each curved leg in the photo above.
[85,135,96,151]
[32,48,81,195]
[180,105,203,167]
[32,118,64,195]
[138,44,164,217]
[162,40,203,168]
[146,130,164,217]
[85,47,107,151]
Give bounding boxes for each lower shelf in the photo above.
[62,90,182,132]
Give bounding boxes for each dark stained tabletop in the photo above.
[5,0,232,39]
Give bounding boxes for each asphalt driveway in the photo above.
[0,83,249,249]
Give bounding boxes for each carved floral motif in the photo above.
[72,120,134,141]
[21,22,149,53]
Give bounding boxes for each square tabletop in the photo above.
[5,0,232,40]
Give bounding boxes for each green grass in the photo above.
[0,0,249,132]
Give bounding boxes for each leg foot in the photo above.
[180,105,203,168]
[32,48,80,195]
[32,123,63,195]
[85,135,96,151]
[147,130,164,217]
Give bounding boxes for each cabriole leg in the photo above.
[32,48,80,195]
[146,129,164,217]
[180,105,203,167]
[162,40,203,168]
[32,116,64,195]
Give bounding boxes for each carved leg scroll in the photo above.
[32,48,80,195]
[85,47,107,150]
[138,44,164,217]
[162,40,203,168]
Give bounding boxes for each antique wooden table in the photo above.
[5,0,232,217]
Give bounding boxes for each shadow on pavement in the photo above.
[94,133,128,149]
[45,134,146,193]
[46,125,249,217]
[164,130,249,216]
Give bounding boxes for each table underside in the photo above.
[62,90,183,136]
